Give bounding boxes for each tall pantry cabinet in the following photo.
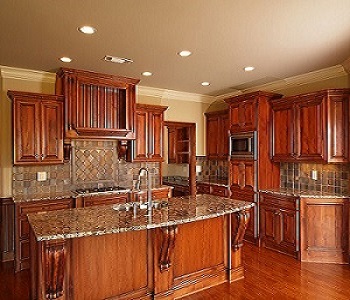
[225,91,282,243]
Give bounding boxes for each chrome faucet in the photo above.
[135,167,153,216]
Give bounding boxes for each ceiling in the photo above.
[1,0,350,96]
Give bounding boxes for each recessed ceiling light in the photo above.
[178,50,192,57]
[142,71,152,76]
[78,25,97,35]
[244,66,255,72]
[201,82,210,86]
[60,57,72,63]
[103,55,133,64]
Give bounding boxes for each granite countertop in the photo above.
[27,194,254,242]
[260,188,348,199]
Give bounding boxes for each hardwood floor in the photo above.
[1,243,350,299]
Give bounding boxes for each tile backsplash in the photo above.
[12,140,161,200]
[196,156,228,182]
[280,162,349,194]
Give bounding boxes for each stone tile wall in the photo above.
[280,162,349,194]
[196,156,228,182]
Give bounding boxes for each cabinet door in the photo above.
[148,110,164,160]
[230,160,256,193]
[217,113,230,159]
[295,95,325,161]
[134,110,148,161]
[278,209,298,255]
[41,100,64,163]
[327,94,349,163]
[196,183,210,194]
[260,204,277,246]
[206,116,219,159]
[271,100,294,161]
[13,98,41,164]
[229,98,257,133]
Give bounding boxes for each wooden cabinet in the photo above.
[55,68,139,140]
[8,91,64,165]
[196,182,211,194]
[227,96,257,133]
[132,187,173,202]
[133,104,168,162]
[230,160,256,193]
[260,192,300,258]
[271,89,350,163]
[205,110,229,160]
[1,198,14,262]
[166,124,191,164]
[300,197,349,264]
[77,193,129,208]
[15,198,73,272]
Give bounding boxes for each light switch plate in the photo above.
[311,170,317,180]
[37,171,47,181]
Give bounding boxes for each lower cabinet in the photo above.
[259,192,300,258]
[15,198,73,272]
[196,183,229,197]
[300,197,349,264]
[76,193,129,208]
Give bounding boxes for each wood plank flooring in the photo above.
[1,243,350,299]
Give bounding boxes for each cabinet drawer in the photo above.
[19,198,72,216]
[83,194,129,207]
[197,183,210,194]
[231,189,255,202]
[260,193,298,210]
[210,185,228,197]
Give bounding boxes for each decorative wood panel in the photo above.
[230,160,256,193]
[0,198,15,262]
[56,67,140,139]
[300,198,349,264]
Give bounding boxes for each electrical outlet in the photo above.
[37,172,47,181]
[311,170,317,180]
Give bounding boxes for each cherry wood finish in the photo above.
[0,198,14,262]
[225,92,282,133]
[196,183,229,197]
[75,193,129,208]
[225,91,283,245]
[14,198,73,272]
[196,182,210,194]
[230,190,256,244]
[5,242,350,300]
[55,68,140,140]
[8,91,64,165]
[205,109,229,160]
[133,104,168,162]
[260,192,300,258]
[300,197,349,264]
[132,187,173,202]
[270,89,350,163]
[30,212,250,300]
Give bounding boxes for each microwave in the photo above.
[229,132,257,159]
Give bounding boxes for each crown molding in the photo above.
[0,65,56,83]
[216,64,348,100]
[138,85,214,104]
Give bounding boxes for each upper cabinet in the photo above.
[270,89,350,163]
[205,109,229,160]
[8,91,64,165]
[132,104,168,162]
[225,91,282,133]
[55,68,140,140]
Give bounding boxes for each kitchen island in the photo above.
[28,194,253,300]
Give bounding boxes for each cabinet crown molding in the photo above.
[0,66,56,83]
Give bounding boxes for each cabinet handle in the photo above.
[34,154,39,159]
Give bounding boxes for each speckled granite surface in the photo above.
[260,188,349,198]
[27,194,254,242]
